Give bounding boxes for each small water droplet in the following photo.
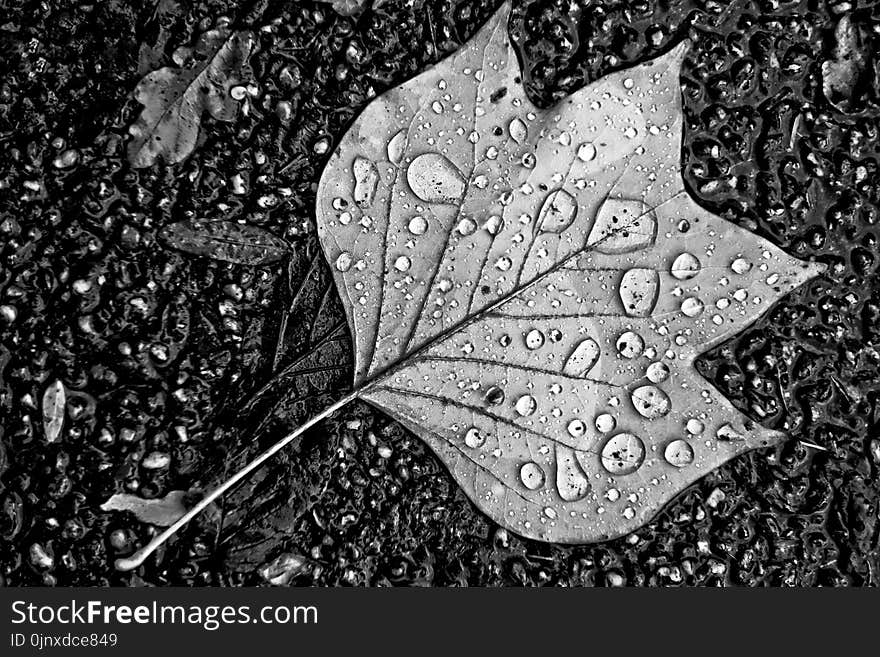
[576,142,597,162]
[495,256,512,271]
[509,117,528,144]
[464,427,485,449]
[353,157,380,208]
[601,433,646,475]
[595,413,616,433]
[438,278,453,292]
[525,329,545,350]
[515,395,537,416]
[671,253,701,280]
[519,462,545,490]
[562,338,601,377]
[457,217,477,235]
[484,215,503,235]
[686,419,704,435]
[485,146,499,160]
[394,256,411,272]
[616,331,644,359]
[731,258,752,275]
[681,297,704,317]
[335,252,353,272]
[407,153,466,204]
[521,153,536,168]
[631,385,671,419]
[432,101,444,114]
[387,129,407,165]
[567,419,587,438]
[538,189,578,233]
[544,506,557,519]
[717,424,744,441]
[484,386,505,405]
[664,439,694,467]
[623,77,634,90]
[408,216,428,235]
[646,361,670,383]
[623,126,638,139]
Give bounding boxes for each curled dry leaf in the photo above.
[101,491,188,527]
[160,220,289,265]
[315,1,825,543]
[821,15,869,114]
[127,27,256,168]
[42,380,66,443]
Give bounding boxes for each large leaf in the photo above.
[315,1,825,543]
[127,26,256,168]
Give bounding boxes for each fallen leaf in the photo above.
[314,2,825,543]
[160,219,289,265]
[127,26,256,168]
[41,380,66,443]
[316,0,368,16]
[101,491,188,527]
[821,15,868,114]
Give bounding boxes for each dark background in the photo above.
[0,0,878,586]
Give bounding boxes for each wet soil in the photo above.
[1,0,878,586]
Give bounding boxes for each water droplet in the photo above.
[646,361,670,383]
[407,153,466,204]
[623,126,639,139]
[623,77,634,89]
[620,269,659,317]
[717,424,744,441]
[432,101,444,114]
[595,413,616,433]
[464,427,485,449]
[616,331,644,359]
[484,385,505,405]
[605,488,620,502]
[686,419,704,435]
[538,189,578,233]
[495,256,512,271]
[408,216,428,235]
[556,448,590,501]
[567,419,587,438]
[664,439,694,467]
[562,338,601,377]
[387,129,407,165]
[576,142,597,162]
[589,199,657,254]
[521,153,536,169]
[731,258,752,275]
[520,461,545,490]
[394,256,411,272]
[438,278,453,292]
[681,297,704,317]
[515,395,537,416]
[631,385,671,419]
[601,433,646,475]
[671,253,700,280]
[335,252,353,272]
[353,157,379,208]
[525,329,545,350]
[484,215,503,235]
[544,506,557,519]
[509,117,528,144]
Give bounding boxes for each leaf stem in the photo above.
[114,388,361,572]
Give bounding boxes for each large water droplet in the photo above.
[595,413,616,433]
[562,338,600,377]
[464,426,485,449]
[576,142,597,162]
[407,153,466,204]
[556,447,591,501]
[393,256,411,272]
[730,257,752,275]
[407,216,428,235]
[524,329,545,350]
[631,385,671,419]
[664,439,694,467]
[616,331,644,359]
[509,117,528,144]
[686,419,704,435]
[646,361,670,383]
[515,395,537,416]
[671,252,701,280]
[335,252,353,272]
[567,419,587,438]
[353,156,379,208]
[619,268,659,317]
[681,297,704,317]
[601,433,646,475]
[457,217,477,236]
[538,189,578,233]
[520,461,545,490]
[717,424,744,441]
[588,199,657,254]
[387,129,407,166]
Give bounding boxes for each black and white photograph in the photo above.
[0,0,877,637]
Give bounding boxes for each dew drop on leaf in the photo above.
[646,361,670,383]
[556,448,590,501]
[619,268,659,317]
[588,199,657,254]
[576,142,597,162]
[717,424,744,441]
[631,385,672,419]
[484,385,505,405]
[457,217,477,235]
[616,331,644,359]
[509,117,528,144]
[538,189,578,233]
[407,153,466,204]
[387,129,407,165]
[664,439,694,467]
[601,433,646,475]
[681,297,704,317]
[514,395,537,416]
[484,215,503,235]
[670,252,701,280]
[352,156,379,208]
[407,216,428,235]
[335,252,353,272]
[520,462,546,490]
[567,419,587,438]
[562,338,600,377]
[595,413,616,433]
[521,153,536,169]
[730,257,752,275]
[464,426,485,449]
[393,256,411,272]
[686,418,705,435]
[524,329,545,350]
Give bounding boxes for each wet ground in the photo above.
[1,0,878,586]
